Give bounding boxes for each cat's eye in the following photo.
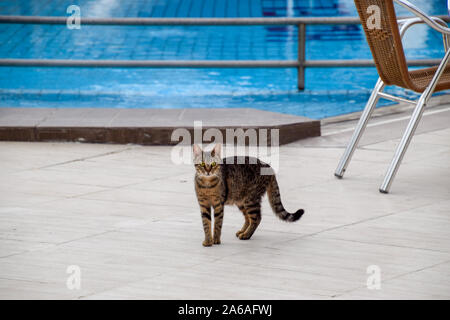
[211,162,216,167]
[201,162,205,167]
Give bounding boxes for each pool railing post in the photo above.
[297,23,306,91]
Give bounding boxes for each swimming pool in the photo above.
[0,0,448,119]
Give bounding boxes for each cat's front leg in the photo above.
[199,203,213,247]
[213,201,224,244]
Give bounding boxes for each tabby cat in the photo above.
[193,144,304,247]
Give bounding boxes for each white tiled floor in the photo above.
[1,105,450,299]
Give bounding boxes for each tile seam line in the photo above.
[76,272,166,300]
[0,276,51,285]
[107,109,123,127]
[77,248,260,299]
[31,147,134,170]
[320,101,446,128]
[32,108,57,139]
[0,230,116,260]
[308,235,450,255]
[271,200,448,246]
[332,258,450,298]
[76,197,194,209]
[0,237,53,245]
[177,108,186,121]
[35,108,56,127]
[64,170,197,199]
[322,106,450,137]
[0,215,174,261]
[202,259,360,295]
[11,170,195,210]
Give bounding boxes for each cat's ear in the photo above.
[211,143,222,158]
[193,144,202,158]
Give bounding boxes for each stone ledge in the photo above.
[0,107,320,145]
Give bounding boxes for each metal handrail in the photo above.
[0,15,448,25]
[0,16,386,25]
[0,15,449,90]
[394,0,450,35]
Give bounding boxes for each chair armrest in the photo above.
[398,17,450,51]
[394,0,450,35]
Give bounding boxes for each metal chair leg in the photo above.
[378,97,426,193]
[335,78,385,178]
[379,48,450,193]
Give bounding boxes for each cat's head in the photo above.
[193,144,222,177]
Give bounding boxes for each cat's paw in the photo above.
[202,239,213,247]
[235,230,243,237]
[238,233,251,240]
[213,238,221,245]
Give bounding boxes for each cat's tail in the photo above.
[267,176,304,222]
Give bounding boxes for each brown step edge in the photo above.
[0,107,320,146]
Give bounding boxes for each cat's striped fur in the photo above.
[193,144,304,247]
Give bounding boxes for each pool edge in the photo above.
[0,107,321,145]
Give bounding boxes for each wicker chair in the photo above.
[335,0,450,193]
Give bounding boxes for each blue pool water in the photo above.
[0,0,448,119]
